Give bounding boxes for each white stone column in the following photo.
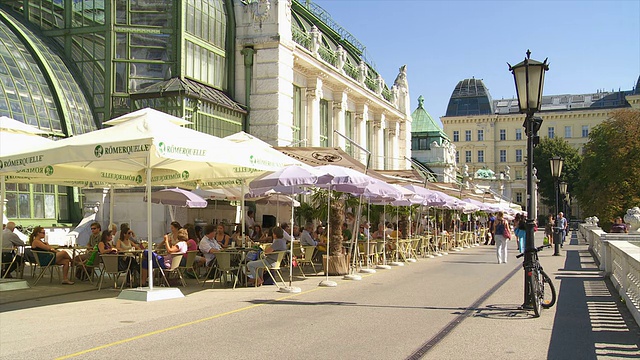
[371,115,384,170]
[355,103,368,165]
[389,121,399,170]
[306,77,322,146]
[333,91,347,149]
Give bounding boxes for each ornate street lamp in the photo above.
[559,181,567,196]
[509,50,549,308]
[550,157,564,255]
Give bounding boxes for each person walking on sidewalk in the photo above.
[556,212,568,247]
[494,212,510,264]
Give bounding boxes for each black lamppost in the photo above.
[509,50,549,308]
[550,157,564,255]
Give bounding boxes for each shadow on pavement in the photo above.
[548,234,640,360]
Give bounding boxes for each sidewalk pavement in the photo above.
[1,231,639,359]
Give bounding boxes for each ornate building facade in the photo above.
[0,0,411,227]
[441,77,640,218]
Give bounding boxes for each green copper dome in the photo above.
[411,95,449,140]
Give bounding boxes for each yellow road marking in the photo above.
[56,287,322,359]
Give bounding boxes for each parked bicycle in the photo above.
[516,244,557,317]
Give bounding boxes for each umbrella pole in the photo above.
[360,200,375,274]
[109,186,115,227]
[147,166,154,290]
[377,204,390,269]
[241,181,245,248]
[344,195,363,280]
[390,206,403,266]
[319,186,336,287]
[279,190,301,293]
[0,176,4,246]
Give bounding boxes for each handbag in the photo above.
[503,221,512,240]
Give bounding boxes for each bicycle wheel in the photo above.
[540,270,557,308]
[529,270,541,317]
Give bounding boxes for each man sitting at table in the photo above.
[75,222,102,263]
[300,222,324,247]
[199,224,222,278]
[246,227,287,286]
[281,223,292,242]
[2,222,25,278]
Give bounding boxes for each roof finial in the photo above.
[417,95,424,108]
[526,49,531,59]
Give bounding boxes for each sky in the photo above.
[312,0,640,126]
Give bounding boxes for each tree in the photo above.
[574,109,640,228]
[532,136,582,211]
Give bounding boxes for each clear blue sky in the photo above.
[313,0,640,126]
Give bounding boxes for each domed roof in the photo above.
[0,9,96,136]
[445,78,494,117]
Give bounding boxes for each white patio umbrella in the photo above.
[0,108,285,299]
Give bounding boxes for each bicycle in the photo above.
[516,244,557,317]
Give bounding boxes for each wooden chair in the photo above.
[31,250,61,285]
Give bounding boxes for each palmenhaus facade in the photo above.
[0,0,412,232]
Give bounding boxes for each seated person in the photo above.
[116,225,141,252]
[75,222,102,263]
[2,222,25,278]
[300,222,325,247]
[281,223,292,242]
[114,226,140,280]
[182,226,205,268]
[214,224,231,248]
[140,230,187,286]
[199,225,222,277]
[372,223,386,239]
[342,222,352,242]
[258,227,273,243]
[29,226,74,285]
[230,225,248,247]
[246,227,287,286]
[250,224,263,242]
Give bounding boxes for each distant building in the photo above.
[441,76,640,218]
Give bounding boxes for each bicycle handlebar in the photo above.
[516,244,551,258]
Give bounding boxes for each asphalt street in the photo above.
[1,231,638,360]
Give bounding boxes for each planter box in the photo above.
[322,253,350,276]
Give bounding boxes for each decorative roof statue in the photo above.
[393,65,408,89]
[504,165,511,180]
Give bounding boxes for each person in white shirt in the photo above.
[199,224,222,267]
[245,210,256,237]
[281,223,292,242]
[2,222,25,278]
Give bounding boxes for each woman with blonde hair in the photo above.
[494,212,510,264]
[29,226,74,284]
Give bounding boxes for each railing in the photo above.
[579,224,640,326]
[343,62,358,81]
[292,26,311,50]
[318,45,337,67]
[364,77,378,93]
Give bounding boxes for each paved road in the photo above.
[1,231,639,360]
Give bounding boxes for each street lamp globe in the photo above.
[550,156,564,178]
[559,181,568,195]
[508,50,550,114]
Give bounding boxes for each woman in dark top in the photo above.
[30,226,74,285]
[214,224,231,248]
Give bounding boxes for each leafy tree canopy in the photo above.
[532,136,582,210]
[574,109,640,227]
